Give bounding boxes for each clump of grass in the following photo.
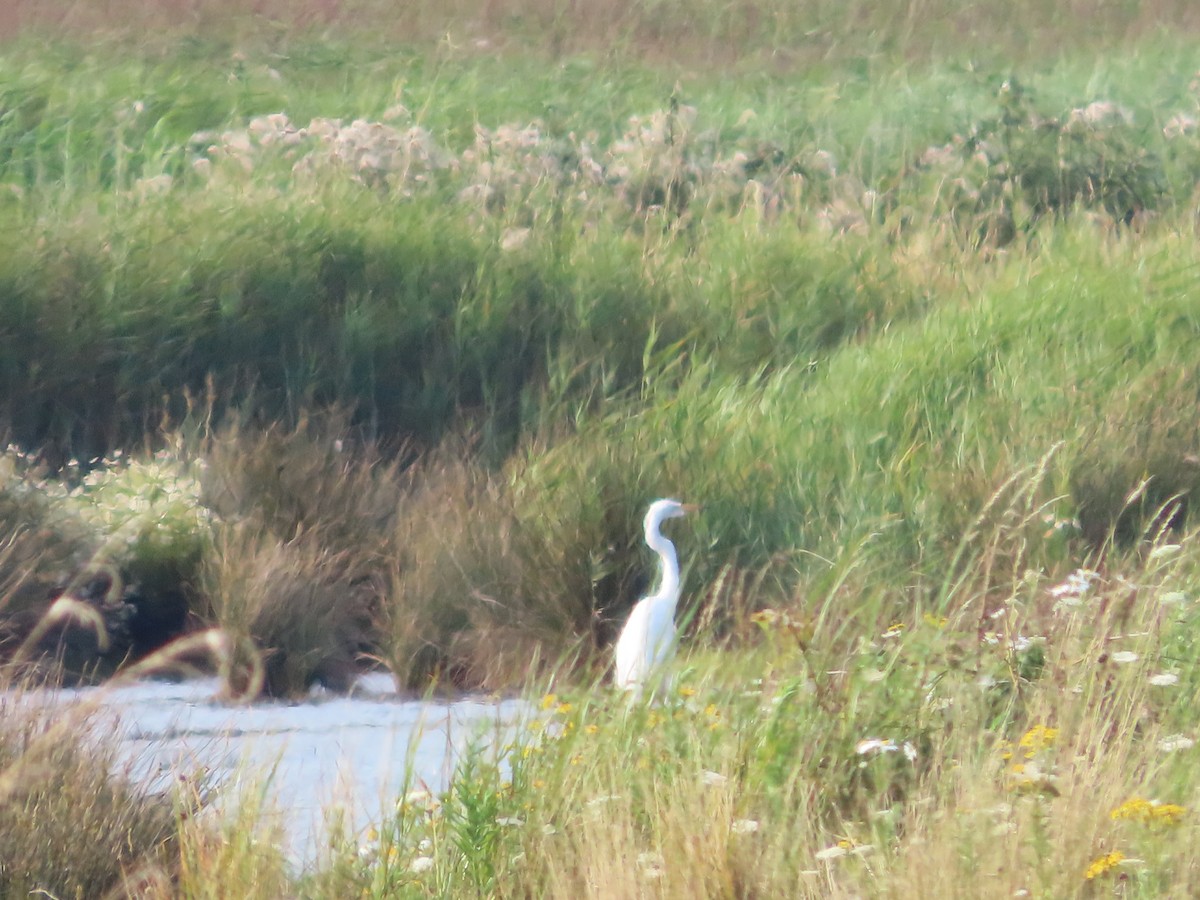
[0,604,284,896]
[381,446,604,690]
[199,522,371,696]
[0,674,181,898]
[1069,364,1200,547]
[195,413,400,695]
[171,764,292,900]
[198,411,400,561]
[0,445,96,613]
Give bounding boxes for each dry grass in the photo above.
[0,609,286,898]
[0,695,178,898]
[201,525,369,694]
[7,0,1200,65]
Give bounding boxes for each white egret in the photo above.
[613,498,697,698]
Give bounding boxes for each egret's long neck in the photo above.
[646,525,680,604]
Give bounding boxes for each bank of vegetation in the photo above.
[3,1,1200,895]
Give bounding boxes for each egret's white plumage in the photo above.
[614,498,694,698]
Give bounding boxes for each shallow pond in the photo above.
[49,675,529,867]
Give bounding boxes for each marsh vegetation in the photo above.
[3,0,1200,895]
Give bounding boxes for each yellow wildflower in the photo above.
[584,724,600,735]
[556,702,574,715]
[1017,724,1058,757]
[1083,850,1125,880]
[1111,797,1187,826]
[750,609,780,626]
[1111,797,1154,822]
[704,703,722,731]
[922,612,948,628]
[540,693,558,711]
[678,686,697,698]
[1153,803,1188,825]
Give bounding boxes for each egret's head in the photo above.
[644,498,697,534]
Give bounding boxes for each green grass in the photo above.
[4,1,1200,895]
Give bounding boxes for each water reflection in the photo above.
[60,674,528,867]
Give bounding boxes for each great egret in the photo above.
[613,498,696,698]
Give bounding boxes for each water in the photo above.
[45,675,529,868]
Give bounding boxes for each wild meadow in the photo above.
[3,0,1200,895]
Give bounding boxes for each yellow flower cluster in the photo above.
[540,693,575,716]
[997,725,1061,794]
[704,703,723,731]
[1019,724,1058,753]
[750,608,813,645]
[1110,797,1187,826]
[1083,850,1125,880]
[1012,724,1058,759]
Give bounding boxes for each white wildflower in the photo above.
[500,227,531,251]
[855,738,898,756]
[1148,673,1179,686]
[814,845,849,861]
[410,856,434,874]
[1111,651,1139,665]
[637,852,665,879]
[731,819,760,835]
[1049,568,1099,601]
[1067,100,1132,127]
[1164,114,1198,139]
[1158,735,1195,752]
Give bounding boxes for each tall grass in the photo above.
[302,496,1200,897]
[0,623,276,898]
[4,1,1200,895]
[8,0,1200,68]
